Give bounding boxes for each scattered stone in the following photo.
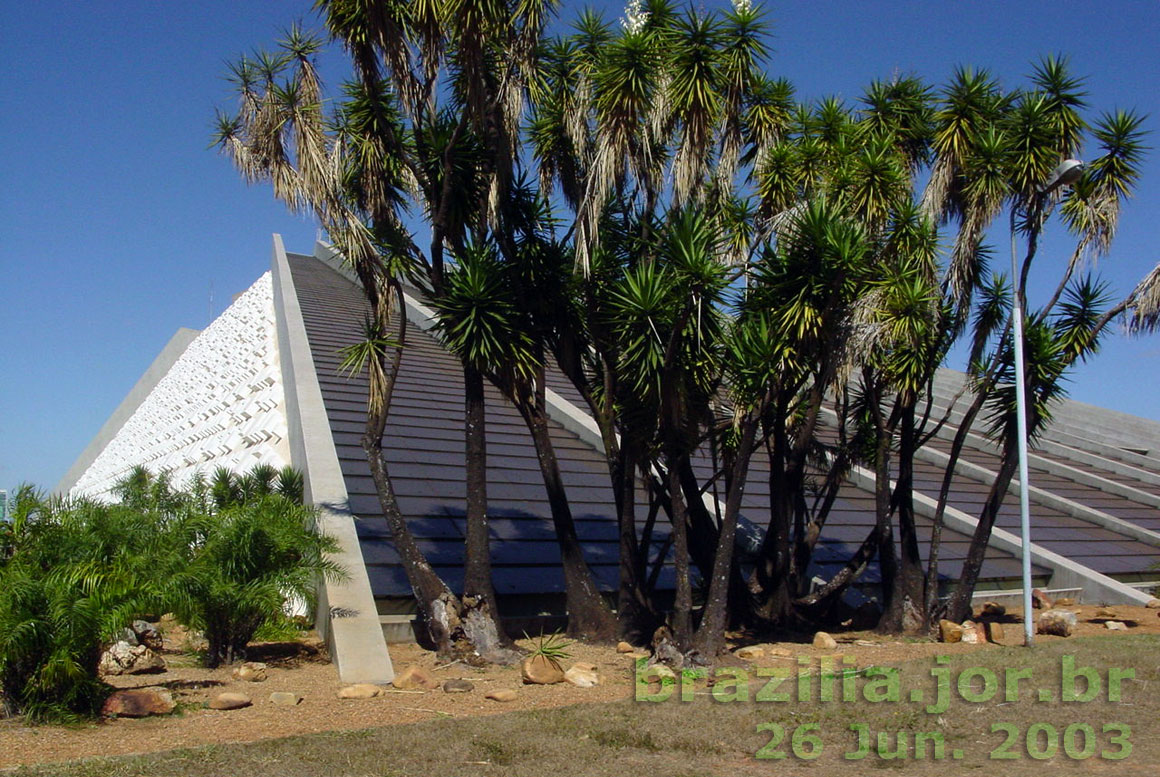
[392,665,439,690]
[651,625,684,668]
[102,689,175,718]
[616,641,634,653]
[938,620,963,644]
[564,662,600,688]
[1054,597,1078,607]
[1095,607,1118,619]
[442,678,474,694]
[338,684,382,700]
[812,632,838,650]
[985,621,1005,643]
[853,640,878,647]
[767,647,793,658]
[1031,588,1053,610]
[231,662,268,683]
[1104,621,1128,631]
[485,689,518,702]
[209,692,252,710]
[646,664,677,682]
[959,621,985,644]
[521,654,565,685]
[1145,598,1160,609]
[132,620,164,651]
[269,692,302,706]
[980,601,1007,618]
[734,646,764,660]
[115,627,139,647]
[1037,608,1078,637]
[98,641,166,676]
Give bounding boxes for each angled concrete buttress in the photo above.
[271,234,395,684]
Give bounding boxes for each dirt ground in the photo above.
[2,602,1157,771]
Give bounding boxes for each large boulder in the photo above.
[99,641,166,676]
[521,655,565,685]
[1037,609,1078,637]
[102,689,175,718]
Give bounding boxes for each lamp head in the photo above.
[1043,159,1085,193]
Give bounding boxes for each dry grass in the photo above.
[5,634,1157,777]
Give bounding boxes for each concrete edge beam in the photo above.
[912,442,1160,549]
[843,463,1153,607]
[273,236,394,684]
[912,397,1160,505]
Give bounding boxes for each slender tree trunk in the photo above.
[945,435,1020,622]
[692,412,759,657]
[616,437,655,641]
[521,398,618,641]
[750,408,796,626]
[667,446,693,649]
[880,399,926,634]
[461,363,509,647]
[923,390,987,619]
[871,397,898,631]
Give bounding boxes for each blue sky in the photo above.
[2,1,1159,492]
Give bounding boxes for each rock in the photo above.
[564,662,599,688]
[209,692,252,710]
[1031,588,1053,610]
[1104,621,1128,631]
[338,684,383,700]
[985,621,1005,643]
[521,654,565,685]
[1145,598,1160,609]
[647,664,677,682]
[938,619,963,643]
[981,601,1006,618]
[485,689,518,702]
[102,689,175,718]
[1037,608,1078,637]
[443,678,474,693]
[115,627,139,647]
[1054,597,1078,607]
[616,641,635,653]
[1095,607,1118,619]
[99,641,166,676]
[734,646,764,660]
[960,621,985,644]
[768,647,793,658]
[132,620,164,651]
[651,626,684,668]
[392,665,439,690]
[812,632,838,650]
[269,692,302,706]
[231,662,268,683]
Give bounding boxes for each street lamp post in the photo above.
[1011,158,1084,647]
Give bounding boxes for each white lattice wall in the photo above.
[71,273,290,500]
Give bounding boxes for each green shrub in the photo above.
[163,487,343,668]
[0,490,165,721]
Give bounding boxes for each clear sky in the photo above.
[3,1,1159,493]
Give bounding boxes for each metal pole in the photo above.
[1011,206,1035,647]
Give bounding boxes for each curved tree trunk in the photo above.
[880,399,927,634]
[945,435,1020,622]
[692,411,759,657]
[521,398,618,641]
